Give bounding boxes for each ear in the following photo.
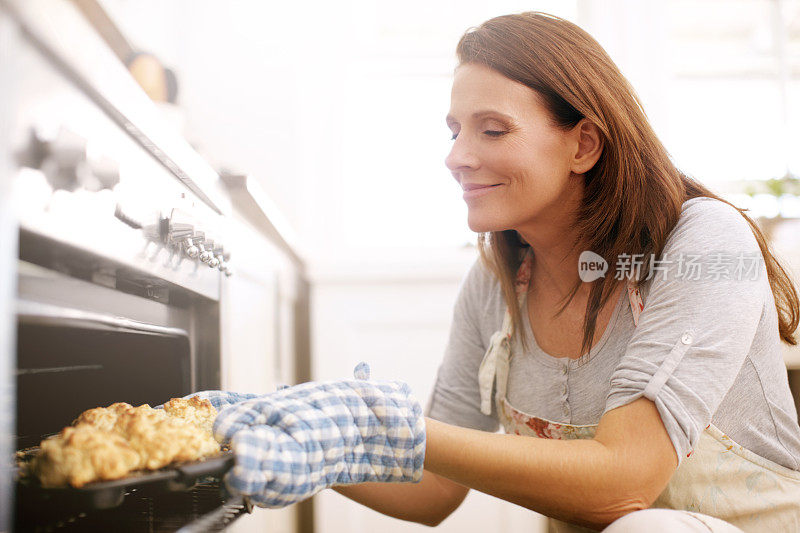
[570,119,603,175]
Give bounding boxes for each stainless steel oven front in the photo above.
[0,0,261,529]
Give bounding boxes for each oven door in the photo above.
[14,260,202,449]
[13,258,239,532]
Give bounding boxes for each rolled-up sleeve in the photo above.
[604,198,767,466]
[425,258,501,433]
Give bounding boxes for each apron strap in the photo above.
[478,249,534,415]
[478,310,512,415]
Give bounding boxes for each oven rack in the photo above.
[16,479,253,532]
[16,448,235,510]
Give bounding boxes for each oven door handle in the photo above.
[16,300,190,338]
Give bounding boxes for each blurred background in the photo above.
[100,0,800,247]
[2,0,800,532]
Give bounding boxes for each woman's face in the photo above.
[445,62,584,234]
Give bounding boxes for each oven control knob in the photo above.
[212,245,226,271]
[198,244,213,264]
[201,239,218,267]
[219,251,232,275]
[183,238,199,259]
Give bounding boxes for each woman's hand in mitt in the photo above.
[212,362,426,508]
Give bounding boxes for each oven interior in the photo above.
[16,322,190,450]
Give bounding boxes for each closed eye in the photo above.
[450,130,507,140]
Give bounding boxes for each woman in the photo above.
[332,11,800,532]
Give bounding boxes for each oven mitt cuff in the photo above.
[161,384,295,411]
[153,391,263,411]
[187,390,265,411]
[212,362,426,508]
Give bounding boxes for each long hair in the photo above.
[456,12,799,358]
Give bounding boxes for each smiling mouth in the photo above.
[463,184,502,191]
[463,184,503,199]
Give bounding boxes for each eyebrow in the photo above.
[445,110,514,125]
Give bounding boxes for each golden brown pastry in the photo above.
[73,402,135,432]
[115,407,219,470]
[32,425,140,488]
[34,399,221,487]
[162,396,217,435]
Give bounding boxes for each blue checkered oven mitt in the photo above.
[209,362,426,508]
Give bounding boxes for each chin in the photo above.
[467,214,507,234]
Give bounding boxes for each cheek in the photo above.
[495,135,571,189]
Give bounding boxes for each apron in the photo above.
[477,248,800,532]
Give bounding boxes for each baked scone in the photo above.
[118,415,220,470]
[163,397,217,435]
[73,402,135,432]
[32,425,140,488]
[113,404,169,427]
[34,400,221,487]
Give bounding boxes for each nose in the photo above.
[444,133,480,174]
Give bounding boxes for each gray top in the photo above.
[425,197,800,469]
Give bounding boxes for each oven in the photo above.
[0,0,309,531]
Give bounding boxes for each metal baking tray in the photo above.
[16,447,235,510]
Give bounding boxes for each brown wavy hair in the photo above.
[457,12,799,357]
